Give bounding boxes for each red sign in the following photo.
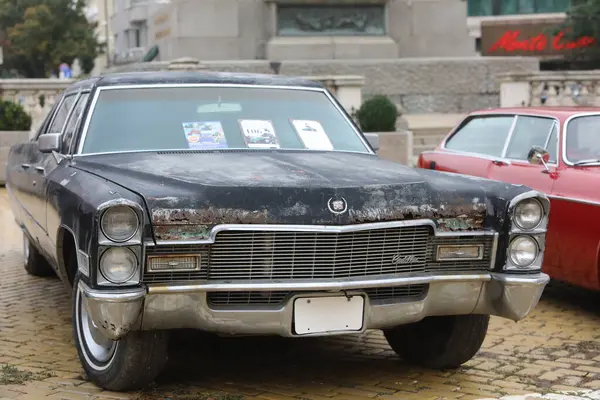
[489,30,595,53]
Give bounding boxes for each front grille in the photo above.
[208,226,430,280]
[142,225,495,284]
[206,284,428,307]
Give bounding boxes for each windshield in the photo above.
[565,115,600,165]
[80,86,369,154]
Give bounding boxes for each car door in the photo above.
[23,93,78,253]
[420,114,516,179]
[546,114,600,290]
[5,100,60,229]
[487,115,559,194]
[45,92,90,253]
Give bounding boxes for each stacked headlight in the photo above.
[98,205,141,285]
[101,206,139,242]
[506,194,548,271]
[513,198,543,230]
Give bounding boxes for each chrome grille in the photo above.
[142,226,496,284]
[207,226,430,280]
[206,284,428,307]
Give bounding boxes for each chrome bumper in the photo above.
[79,272,550,340]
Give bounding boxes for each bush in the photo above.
[0,99,32,131]
[355,95,398,132]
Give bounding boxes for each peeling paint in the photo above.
[153,207,271,226]
[154,224,212,241]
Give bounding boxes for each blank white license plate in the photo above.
[293,295,364,335]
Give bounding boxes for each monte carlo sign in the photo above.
[481,18,595,57]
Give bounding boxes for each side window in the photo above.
[545,122,558,163]
[505,116,555,161]
[47,95,77,133]
[61,93,89,154]
[444,116,515,157]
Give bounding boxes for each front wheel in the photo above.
[384,314,489,369]
[72,275,169,391]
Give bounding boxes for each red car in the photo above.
[417,107,600,291]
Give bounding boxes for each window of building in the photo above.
[277,5,385,36]
[468,0,572,16]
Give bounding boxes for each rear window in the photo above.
[81,86,368,154]
[444,116,514,157]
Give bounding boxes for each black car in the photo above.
[5,71,550,391]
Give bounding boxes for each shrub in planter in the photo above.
[0,99,32,131]
[355,95,397,132]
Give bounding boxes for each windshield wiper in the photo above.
[573,159,600,166]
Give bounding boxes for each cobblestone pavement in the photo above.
[2,188,600,400]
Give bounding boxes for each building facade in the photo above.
[109,0,477,64]
[85,0,115,75]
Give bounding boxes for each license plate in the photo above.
[293,295,364,335]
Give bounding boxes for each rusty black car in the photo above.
[5,71,550,391]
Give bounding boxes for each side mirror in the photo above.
[38,133,61,153]
[527,145,550,173]
[364,133,380,152]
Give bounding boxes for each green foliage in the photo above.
[0,0,103,78]
[0,99,32,131]
[355,95,398,132]
[556,0,600,68]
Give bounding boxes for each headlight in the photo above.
[508,236,538,268]
[513,198,543,230]
[101,206,139,242]
[100,247,137,283]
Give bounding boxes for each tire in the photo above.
[72,274,169,391]
[384,314,489,369]
[23,232,55,277]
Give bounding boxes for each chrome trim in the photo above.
[439,112,561,167]
[435,244,485,262]
[500,115,519,158]
[73,148,374,158]
[562,112,600,166]
[547,194,600,207]
[508,190,551,232]
[146,272,492,294]
[100,205,140,243]
[137,272,549,334]
[152,219,497,246]
[489,232,499,269]
[76,83,373,156]
[78,280,144,340]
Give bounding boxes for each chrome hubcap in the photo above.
[79,295,116,363]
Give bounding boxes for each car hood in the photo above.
[71,151,525,241]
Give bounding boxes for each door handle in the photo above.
[21,163,31,169]
[35,166,45,173]
[492,160,508,166]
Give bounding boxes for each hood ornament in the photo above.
[327,197,348,215]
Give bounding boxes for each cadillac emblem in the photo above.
[327,197,348,215]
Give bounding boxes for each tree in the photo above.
[0,0,103,78]
[557,0,600,68]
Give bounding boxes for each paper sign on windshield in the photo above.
[291,120,334,151]
[182,121,228,149]
[239,119,280,149]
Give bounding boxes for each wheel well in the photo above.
[57,228,78,287]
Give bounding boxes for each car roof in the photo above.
[471,106,600,118]
[69,71,325,92]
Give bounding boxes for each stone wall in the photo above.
[0,131,29,185]
[0,79,75,135]
[105,57,540,113]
